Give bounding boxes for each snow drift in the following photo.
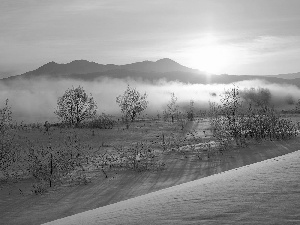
[43,150,300,225]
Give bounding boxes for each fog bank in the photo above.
[0,78,299,123]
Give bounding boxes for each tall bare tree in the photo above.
[165,92,179,123]
[295,99,300,113]
[0,99,15,179]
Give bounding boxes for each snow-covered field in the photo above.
[44,150,300,225]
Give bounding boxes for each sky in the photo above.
[1,0,300,78]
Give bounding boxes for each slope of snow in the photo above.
[44,150,300,225]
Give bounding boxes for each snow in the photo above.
[43,150,300,225]
[179,141,219,152]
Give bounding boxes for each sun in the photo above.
[196,45,234,73]
[185,34,239,74]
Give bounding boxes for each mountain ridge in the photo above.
[19,58,200,77]
[265,72,300,80]
[1,58,300,87]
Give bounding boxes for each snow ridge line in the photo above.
[136,149,300,195]
[102,149,300,207]
[215,148,300,174]
[87,150,300,203]
[43,149,300,225]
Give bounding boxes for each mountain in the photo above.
[2,58,300,88]
[266,72,300,80]
[120,58,198,73]
[1,58,206,82]
[21,60,119,76]
[12,58,198,79]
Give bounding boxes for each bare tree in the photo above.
[295,99,300,113]
[0,99,14,178]
[210,85,298,150]
[116,85,148,128]
[187,100,195,121]
[241,87,271,109]
[55,86,97,127]
[164,92,179,123]
[220,85,242,133]
[27,131,88,190]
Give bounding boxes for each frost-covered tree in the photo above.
[295,99,300,113]
[242,87,271,109]
[187,100,195,121]
[55,86,97,127]
[116,85,148,128]
[220,85,242,128]
[0,99,15,178]
[164,92,179,123]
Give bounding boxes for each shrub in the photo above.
[187,100,195,121]
[26,131,88,188]
[110,141,165,172]
[31,181,48,195]
[209,85,298,150]
[83,113,115,129]
[164,93,179,123]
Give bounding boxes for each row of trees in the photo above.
[54,85,192,129]
[54,84,300,131]
[54,85,149,128]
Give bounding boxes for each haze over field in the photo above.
[1,74,300,123]
[1,0,300,122]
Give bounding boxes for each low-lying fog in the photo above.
[0,77,299,123]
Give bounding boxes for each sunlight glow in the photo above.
[184,34,241,74]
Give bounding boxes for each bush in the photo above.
[109,141,165,172]
[164,93,179,123]
[31,181,48,195]
[187,100,195,121]
[26,131,88,188]
[209,86,298,150]
[82,113,115,129]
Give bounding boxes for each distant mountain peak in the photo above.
[156,58,177,63]
[42,61,57,66]
[68,59,93,64]
[36,61,58,69]
[120,58,197,73]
